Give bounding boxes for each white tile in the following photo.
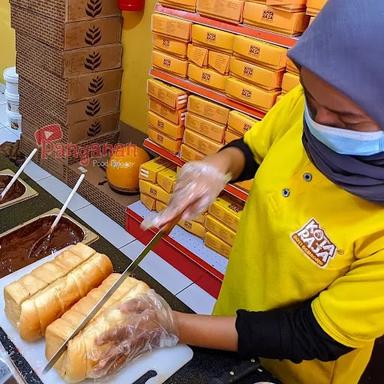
[38,176,90,212]
[0,126,18,144]
[176,284,217,315]
[23,161,52,182]
[0,104,8,127]
[120,241,193,294]
[74,204,135,248]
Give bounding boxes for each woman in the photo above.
[95,1,384,383]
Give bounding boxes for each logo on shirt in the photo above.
[291,219,337,268]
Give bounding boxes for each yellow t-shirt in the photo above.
[214,86,384,384]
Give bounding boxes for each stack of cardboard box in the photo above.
[306,0,327,17]
[11,0,123,179]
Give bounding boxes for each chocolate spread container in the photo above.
[0,169,38,210]
[0,209,98,278]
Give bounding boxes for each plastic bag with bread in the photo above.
[4,243,113,341]
[45,274,178,383]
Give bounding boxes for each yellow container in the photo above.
[188,95,230,125]
[228,110,257,134]
[224,128,242,143]
[188,63,228,91]
[209,194,243,231]
[139,180,171,204]
[187,44,209,67]
[148,127,182,154]
[139,157,173,183]
[243,2,309,35]
[230,56,284,90]
[281,72,300,93]
[180,143,205,162]
[197,0,245,23]
[140,193,156,211]
[185,112,226,143]
[208,50,231,75]
[183,129,223,155]
[152,50,188,78]
[225,77,280,111]
[148,111,184,139]
[151,13,192,42]
[157,167,177,193]
[147,79,188,110]
[233,35,287,70]
[179,219,206,238]
[205,214,236,246]
[192,24,234,53]
[149,97,186,126]
[204,232,232,258]
[153,34,189,59]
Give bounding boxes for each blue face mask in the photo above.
[304,105,384,156]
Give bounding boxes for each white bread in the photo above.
[4,243,113,341]
[45,273,150,383]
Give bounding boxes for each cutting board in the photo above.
[0,249,193,384]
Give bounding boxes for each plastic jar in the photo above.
[4,90,19,113]
[6,109,22,132]
[3,67,19,95]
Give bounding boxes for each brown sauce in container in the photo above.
[0,175,26,205]
[0,216,84,278]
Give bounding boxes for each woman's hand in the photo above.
[91,291,178,378]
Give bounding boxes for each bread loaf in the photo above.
[4,243,113,341]
[45,273,150,383]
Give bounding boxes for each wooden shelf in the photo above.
[155,3,299,48]
[151,68,265,120]
[144,138,249,202]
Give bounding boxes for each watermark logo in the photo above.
[34,124,63,145]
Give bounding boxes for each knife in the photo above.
[43,222,176,374]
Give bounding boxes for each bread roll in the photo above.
[4,243,113,341]
[45,273,150,383]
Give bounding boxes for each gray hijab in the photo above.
[288,0,384,203]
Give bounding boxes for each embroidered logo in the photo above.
[291,219,337,268]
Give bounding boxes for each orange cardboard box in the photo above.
[148,127,182,154]
[183,129,223,155]
[151,13,192,42]
[149,97,186,125]
[282,72,300,93]
[187,44,209,67]
[243,2,310,35]
[204,231,232,258]
[179,220,206,238]
[306,0,327,16]
[224,128,243,143]
[233,35,287,70]
[152,49,188,78]
[155,200,168,212]
[266,0,307,11]
[180,143,205,162]
[147,79,188,110]
[139,180,172,204]
[205,214,237,246]
[153,34,189,58]
[208,50,231,75]
[286,57,300,74]
[228,110,257,134]
[192,24,234,53]
[209,194,243,231]
[225,77,280,111]
[230,56,284,90]
[188,95,230,125]
[188,63,228,91]
[185,112,226,143]
[197,0,245,23]
[139,157,173,183]
[157,167,177,193]
[148,111,184,139]
[140,193,156,211]
[159,0,197,12]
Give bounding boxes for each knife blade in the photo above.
[43,227,169,374]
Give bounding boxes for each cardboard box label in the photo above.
[149,98,186,125]
[225,77,280,111]
[187,44,209,67]
[152,50,188,78]
[153,34,189,58]
[228,110,257,134]
[188,63,227,91]
[185,113,226,143]
[147,79,188,110]
[188,95,230,125]
[183,129,223,155]
[192,24,234,53]
[152,13,192,42]
[233,35,287,70]
[148,111,185,139]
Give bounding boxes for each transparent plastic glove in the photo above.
[142,161,231,230]
[89,290,178,379]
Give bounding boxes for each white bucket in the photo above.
[6,109,22,132]
[4,90,19,113]
[3,67,19,95]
